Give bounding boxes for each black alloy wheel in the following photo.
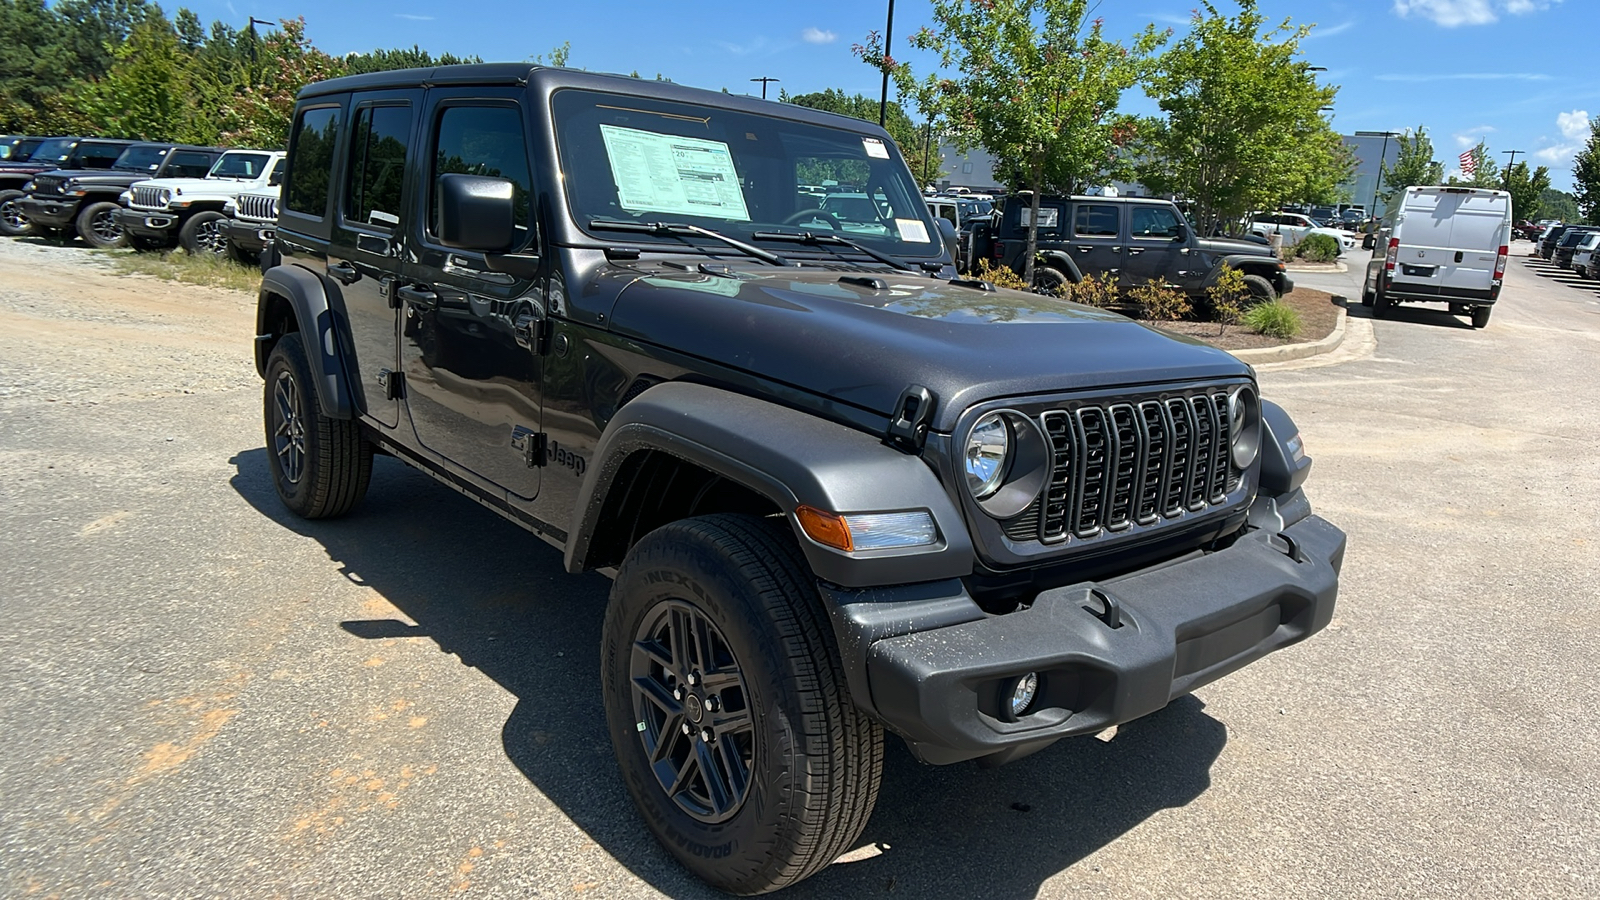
[77,201,126,249]
[0,189,32,237]
[180,210,229,257]
[261,332,372,519]
[271,368,308,485]
[630,599,756,824]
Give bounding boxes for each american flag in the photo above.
[1459,149,1476,176]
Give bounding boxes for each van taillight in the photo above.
[1384,238,1399,271]
[992,240,1005,259]
[1494,245,1508,279]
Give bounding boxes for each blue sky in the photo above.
[194,0,1589,189]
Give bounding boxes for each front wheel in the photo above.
[180,211,229,257]
[1242,273,1278,306]
[602,514,884,895]
[0,189,32,237]
[76,201,127,249]
[262,333,373,518]
[1471,305,1492,329]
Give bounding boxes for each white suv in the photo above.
[116,150,284,254]
[1249,212,1357,255]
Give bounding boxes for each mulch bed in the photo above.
[1146,288,1343,352]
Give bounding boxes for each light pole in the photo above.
[878,0,896,127]
[1501,149,1523,188]
[749,76,779,100]
[1356,130,1401,219]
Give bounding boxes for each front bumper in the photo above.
[115,208,180,237]
[16,196,79,228]
[825,514,1344,765]
[220,218,274,252]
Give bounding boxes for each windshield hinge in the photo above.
[885,384,935,453]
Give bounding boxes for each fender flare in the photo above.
[255,264,354,419]
[565,382,975,589]
[1260,399,1312,496]
[1215,255,1288,293]
[1036,251,1083,282]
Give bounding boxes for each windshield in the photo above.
[552,88,941,259]
[210,152,272,179]
[113,145,170,172]
[32,138,77,165]
[9,138,43,161]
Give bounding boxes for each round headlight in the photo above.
[963,412,1010,499]
[1229,386,1261,469]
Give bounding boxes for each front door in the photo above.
[1067,202,1126,285]
[1123,204,1186,287]
[398,91,543,501]
[329,90,420,429]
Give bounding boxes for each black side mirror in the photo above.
[1171,223,1189,241]
[437,173,516,252]
[935,216,959,264]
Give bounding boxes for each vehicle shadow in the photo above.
[230,447,1227,899]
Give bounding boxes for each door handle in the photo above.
[356,233,393,256]
[1075,245,1092,252]
[1127,247,1145,255]
[328,261,359,285]
[397,285,438,311]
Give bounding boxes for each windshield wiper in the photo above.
[589,219,791,267]
[750,230,919,274]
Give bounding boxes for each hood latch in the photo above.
[885,384,935,453]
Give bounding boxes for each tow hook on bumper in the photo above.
[822,514,1345,766]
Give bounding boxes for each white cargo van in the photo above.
[1362,186,1510,328]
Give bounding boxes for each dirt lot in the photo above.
[1161,287,1343,351]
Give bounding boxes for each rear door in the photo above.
[1394,189,1505,291]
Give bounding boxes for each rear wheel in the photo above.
[1031,265,1070,296]
[1471,306,1492,329]
[1372,283,1393,317]
[602,514,883,895]
[180,211,229,257]
[76,201,126,249]
[0,189,32,237]
[1242,273,1278,306]
[263,333,372,518]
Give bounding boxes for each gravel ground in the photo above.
[1,238,1597,899]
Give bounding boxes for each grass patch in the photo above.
[1241,299,1303,339]
[107,250,261,293]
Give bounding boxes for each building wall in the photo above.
[1340,133,1405,218]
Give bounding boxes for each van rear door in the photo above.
[1393,188,1507,293]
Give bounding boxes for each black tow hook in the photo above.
[1084,588,1124,630]
[1270,532,1307,564]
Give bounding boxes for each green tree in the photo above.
[1378,125,1444,210]
[1502,161,1550,223]
[1135,1,1346,235]
[75,13,198,141]
[222,18,344,149]
[1539,187,1579,223]
[781,87,941,186]
[861,0,1164,285]
[1573,119,1600,223]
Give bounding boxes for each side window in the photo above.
[345,104,412,229]
[1130,206,1182,238]
[166,152,215,179]
[431,104,531,236]
[286,106,342,217]
[79,143,124,169]
[1074,204,1120,237]
[1016,205,1061,235]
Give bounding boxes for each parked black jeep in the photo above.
[17,142,221,248]
[972,194,1292,302]
[256,64,1344,895]
[0,137,132,237]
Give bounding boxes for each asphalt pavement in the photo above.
[1,239,1596,898]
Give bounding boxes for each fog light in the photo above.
[1008,672,1038,718]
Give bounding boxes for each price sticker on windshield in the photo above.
[896,218,931,243]
[862,138,890,159]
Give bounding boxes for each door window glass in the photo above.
[431,105,531,236]
[346,104,412,229]
[166,151,216,178]
[1074,204,1119,237]
[1130,206,1183,238]
[78,142,125,169]
[286,106,342,217]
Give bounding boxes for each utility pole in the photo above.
[922,120,934,187]
[749,77,779,101]
[1501,149,1523,189]
[247,16,273,65]
[878,0,895,127]
[1356,130,1401,219]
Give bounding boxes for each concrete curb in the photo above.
[1283,259,1350,273]
[1228,303,1348,364]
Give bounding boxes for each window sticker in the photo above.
[599,124,749,221]
[896,218,931,243]
[1019,207,1060,229]
[862,138,890,159]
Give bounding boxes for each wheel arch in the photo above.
[1216,256,1288,294]
[254,264,354,419]
[1036,251,1083,282]
[566,382,975,589]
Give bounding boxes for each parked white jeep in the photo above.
[116,150,284,255]
[220,186,281,265]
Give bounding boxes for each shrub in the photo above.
[974,257,1033,292]
[1205,265,1247,334]
[1241,299,1303,339]
[1128,278,1192,321]
[1068,271,1119,308]
[1296,233,1341,263]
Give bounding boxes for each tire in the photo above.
[1242,273,1277,306]
[602,514,884,895]
[1361,278,1375,306]
[0,189,33,237]
[1372,286,1393,318]
[75,201,126,249]
[1471,306,1492,329]
[1031,265,1070,296]
[262,332,373,519]
[179,210,229,257]
[225,239,259,266]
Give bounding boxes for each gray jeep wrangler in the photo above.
[255,63,1345,894]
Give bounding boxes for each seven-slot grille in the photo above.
[131,186,170,209]
[31,175,63,194]
[1024,391,1239,544]
[236,193,277,222]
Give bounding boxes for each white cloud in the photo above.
[1535,109,1590,162]
[395,13,434,20]
[1304,20,1358,40]
[1453,124,1496,149]
[1392,0,1561,27]
[801,27,837,44]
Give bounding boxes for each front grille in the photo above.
[236,193,277,222]
[131,186,170,209]
[32,175,62,194]
[1021,389,1241,545]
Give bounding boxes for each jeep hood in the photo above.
[607,266,1248,431]
[130,176,236,192]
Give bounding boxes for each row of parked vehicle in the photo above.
[0,134,282,263]
[1535,221,1600,274]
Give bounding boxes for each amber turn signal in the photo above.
[796,505,853,551]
